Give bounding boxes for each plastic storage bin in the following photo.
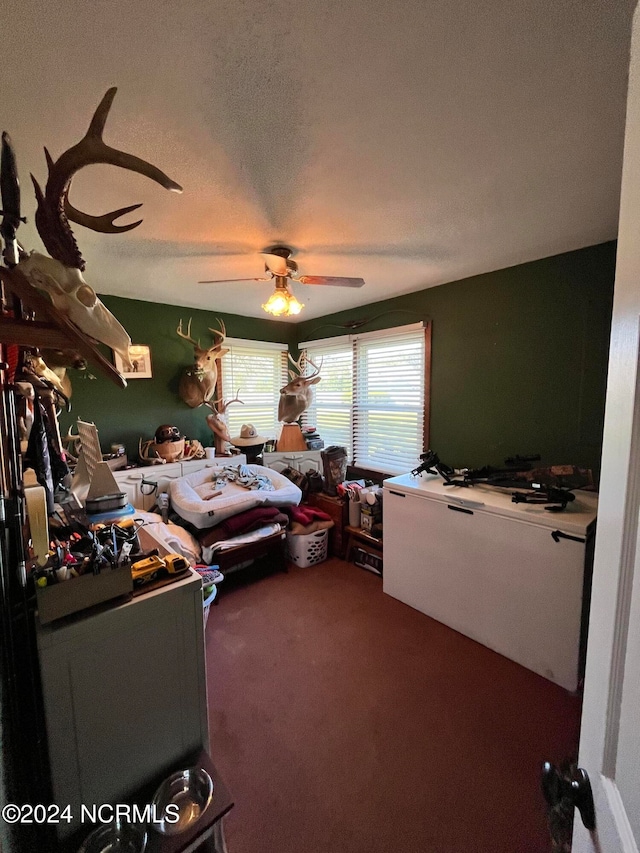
[286,529,329,567]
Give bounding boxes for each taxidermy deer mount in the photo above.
[176,317,229,408]
[278,353,322,424]
[205,390,244,455]
[1,87,182,374]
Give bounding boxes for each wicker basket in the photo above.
[154,438,185,462]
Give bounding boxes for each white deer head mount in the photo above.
[278,353,322,424]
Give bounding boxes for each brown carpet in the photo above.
[205,558,580,853]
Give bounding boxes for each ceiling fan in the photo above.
[198,245,365,316]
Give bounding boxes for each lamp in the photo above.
[262,278,304,317]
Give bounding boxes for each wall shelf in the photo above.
[0,266,126,388]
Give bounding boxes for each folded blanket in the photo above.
[287,505,333,526]
[201,523,284,564]
[198,506,289,548]
[289,518,334,536]
[207,523,283,551]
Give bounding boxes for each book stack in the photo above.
[302,426,324,450]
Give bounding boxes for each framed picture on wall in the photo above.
[114,345,153,379]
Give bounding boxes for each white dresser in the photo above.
[262,450,323,476]
[383,473,598,691]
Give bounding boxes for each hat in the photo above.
[231,424,268,446]
[155,424,183,444]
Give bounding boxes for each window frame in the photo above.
[300,322,431,475]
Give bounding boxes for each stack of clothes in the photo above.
[199,505,288,547]
[286,504,334,535]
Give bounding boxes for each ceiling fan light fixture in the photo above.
[286,293,303,315]
[262,282,304,317]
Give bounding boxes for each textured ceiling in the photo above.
[1,0,635,320]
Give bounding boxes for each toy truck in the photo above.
[131,552,189,586]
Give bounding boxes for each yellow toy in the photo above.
[131,552,189,586]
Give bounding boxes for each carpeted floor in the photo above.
[205,558,581,853]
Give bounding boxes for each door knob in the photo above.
[542,761,596,831]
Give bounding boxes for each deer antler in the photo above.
[287,352,321,380]
[176,318,200,347]
[205,390,244,416]
[31,87,183,270]
[305,356,322,378]
[288,352,304,380]
[218,390,243,414]
[64,200,144,234]
[208,318,226,344]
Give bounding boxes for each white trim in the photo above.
[225,337,288,351]
[299,322,423,349]
[351,322,424,342]
[602,776,639,853]
[604,317,640,778]
[299,333,353,349]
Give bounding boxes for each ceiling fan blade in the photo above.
[297,275,365,288]
[263,253,289,276]
[198,277,271,284]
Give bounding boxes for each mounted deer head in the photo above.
[205,390,244,455]
[41,348,88,399]
[278,354,322,423]
[177,317,229,408]
[14,88,182,370]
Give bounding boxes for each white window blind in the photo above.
[221,338,288,442]
[303,342,354,460]
[303,324,425,474]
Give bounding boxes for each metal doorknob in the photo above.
[541,761,596,831]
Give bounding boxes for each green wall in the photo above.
[62,242,615,480]
[295,241,616,480]
[60,299,295,460]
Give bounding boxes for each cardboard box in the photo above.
[360,504,381,531]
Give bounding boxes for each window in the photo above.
[302,323,428,474]
[221,338,289,441]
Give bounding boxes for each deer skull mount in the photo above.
[10,88,182,372]
[177,317,229,408]
[278,354,322,423]
[17,254,133,365]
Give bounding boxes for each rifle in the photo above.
[412,450,576,511]
[411,449,455,481]
[0,132,26,267]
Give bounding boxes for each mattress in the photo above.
[170,463,302,529]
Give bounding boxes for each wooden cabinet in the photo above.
[36,571,209,841]
[345,525,383,575]
[306,492,348,558]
